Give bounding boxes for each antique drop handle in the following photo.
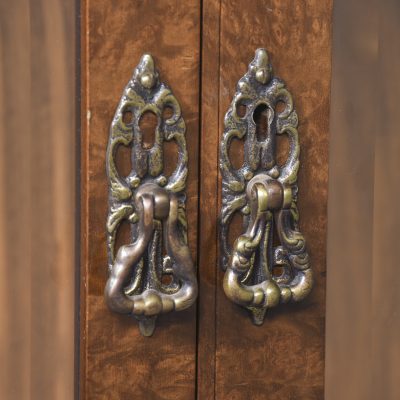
[105,184,197,317]
[220,49,313,325]
[104,54,197,336]
[224,177,312,314]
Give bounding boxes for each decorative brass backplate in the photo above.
[105,54,197,336]
[219,49,312,325]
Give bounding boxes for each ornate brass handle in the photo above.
[105,54,197,336]
[219,49,312,325]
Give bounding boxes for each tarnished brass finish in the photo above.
[219,49,312,325]
[105,54,197,336]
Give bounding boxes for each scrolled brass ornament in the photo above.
[105,54,197,337]
[219,48,312,325]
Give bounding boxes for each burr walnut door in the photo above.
[197,1,332,399]
[80,1,332,399]
[79,1,201,398]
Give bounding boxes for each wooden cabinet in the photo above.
[80,1,332,398]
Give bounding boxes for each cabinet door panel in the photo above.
[81,1,331,398]
[198,1,332,399]
[80,1,201,399]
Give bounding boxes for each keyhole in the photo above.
[253,104,270,142]
[139,111,157,149]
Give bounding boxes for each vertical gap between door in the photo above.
[196,0,222,399]
[194,0,203,396]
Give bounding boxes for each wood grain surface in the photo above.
[2,1,400,399]
[371,3,400,397]
[81,1,332,399]
[80,1,201,399]
[325,1,377,398]
[325,1,400,399]
[2,1,394,399]
[0,0,76,399]
[0,2,31,398]
[212,1,332,399]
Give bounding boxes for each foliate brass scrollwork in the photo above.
[105,54,197,336]
[219,49,312,325]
